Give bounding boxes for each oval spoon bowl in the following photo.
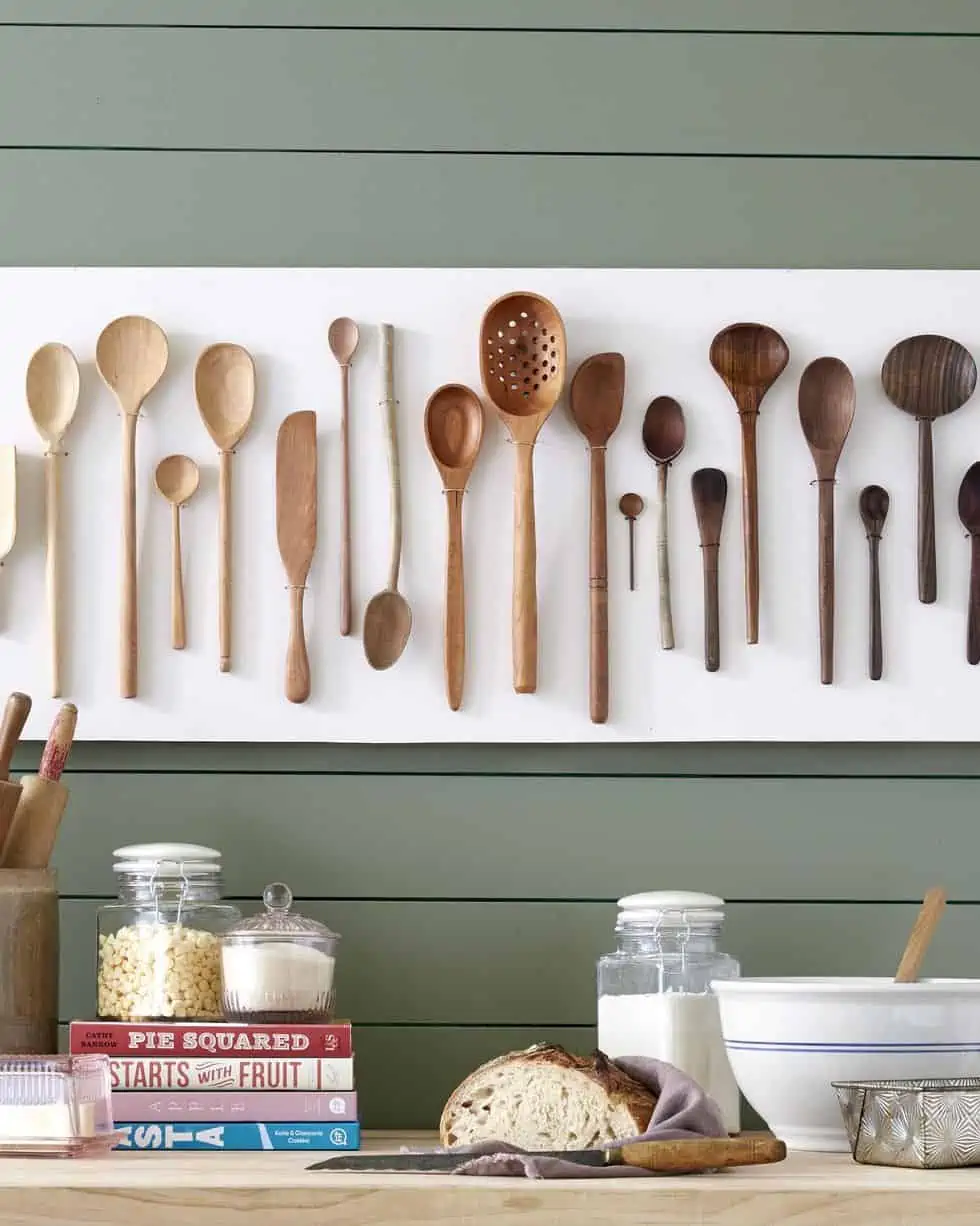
[425,383,485,479]
[26,343,80,446]
[642,395,686,464]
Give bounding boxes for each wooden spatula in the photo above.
[276,412,318,703]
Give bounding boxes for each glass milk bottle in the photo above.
[597,891,741,1133]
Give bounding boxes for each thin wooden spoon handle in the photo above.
[379,324,402,591]
[171,504,186,651]
[285,586,310,703]
[657,462,674,651]
[895,887,946,983]
[918,417,937,604]
[120,412,138,699]
[739,412,760,644]
[0,693,31,779]
[869,536,883,681]
[968,534,980,666]
[218,448,232,671]
[44,450,63,697]
[339,361,352,636]
[513,442,538,694]
[702,543,721,672]
[817,479,835,685]
[444,491,465,711]
[589,446,609,724]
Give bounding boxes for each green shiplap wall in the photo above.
[4,2,980,1128]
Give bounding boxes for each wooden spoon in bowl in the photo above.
[96,315,169,699]
[479,292,566,694]
[709,323,789,645]
[155,455,200,651]
[424,384,485,710]
[895,887,947,983]
[957,462,980,665]
[642,396,686,651]
[798,357,856,685]
[26,342,80,697]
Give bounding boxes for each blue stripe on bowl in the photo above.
[726,1040,980,1053]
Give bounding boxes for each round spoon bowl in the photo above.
[195,343,256,449]
[798,357,856,465]
[619,493,644,521]
[882,335,977,420]
[96,316,169,414]
[642,395,686,463]
[425,384,484,475]
[328,317,360,366]
[859,485,890,534]
[155,454,201,507]
[710,323,789,393]
[479,292,566,421]
[958,463,980,532]
[363,590,413,670]
[26,343,80,446]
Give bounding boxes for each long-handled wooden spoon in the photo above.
[798,357,856,685]
[96,316,169,698]
[895,887,946,983]
[957,462,980,665]
[882,335,977,604]
[26,343,79,698]
[155,455,200,651]
[691,468,727,672]
[195,343,256,672]
[859,485,889,681]
[276,412,318,702]
[479,292,566,694]
[424,384,485,710]
[569,353,625,724]
[328,317,359,636]
[709,324,789,645]
[642,396,686,650]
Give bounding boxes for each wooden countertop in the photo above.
[1,1132,980,1225]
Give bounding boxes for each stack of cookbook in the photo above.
[69,1019,358,1151]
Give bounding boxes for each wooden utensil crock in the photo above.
[0,869,58,1053]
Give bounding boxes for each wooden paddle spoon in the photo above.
[424,384,485,710]
[642,396,686,651]
[882,335,977,604]
[480,292,566,694]
[798,357,856,685]
[155,455,200,651]
[26,343,79,697]
[195,343,256,673]
[859,485,889,681]
[328,318,359,636]
[569,353,625,724]
[957,462,980,665]
[276,412,318,702]
[96,316,169,699]
[709,323,789,645]
[691,468,727,672]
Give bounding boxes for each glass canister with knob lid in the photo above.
[220,883,340,1022]
[597,891,742,1133]
[96,844,241,1022]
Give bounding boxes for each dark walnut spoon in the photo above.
[882,334,977,604]
[859,485,890,681]
[710,323,789,646]
[691,468,728,672]
[957,462,980,665]
[618,493,644,591]
[642,396,686,651]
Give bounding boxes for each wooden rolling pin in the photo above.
[1,703,75,869]
[0,693,30,851]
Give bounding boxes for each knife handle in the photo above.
[617,1133,786,1173]
[285,586,310,704]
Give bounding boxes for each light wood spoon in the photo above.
[895,887,946,983]
[195,343,256,673]
[26,342,79,697]
[424,384,485,710]
[155,455,200,651]
[328,318,359,636]
[96,316,169,699]
[642,396,686,651]
[479,292,566,694]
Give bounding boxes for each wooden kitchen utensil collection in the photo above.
[0,694,77,870]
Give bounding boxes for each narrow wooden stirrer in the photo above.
[895,887,946,983]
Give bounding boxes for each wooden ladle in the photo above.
[26,342,80,697]
[957,462,980,665]
[569,353,625,724]
[479,292,566,694]
[328,317,359,636]
[96,315,169,699]
[642,396,686,651]
[709,323,789,645]
[798,357,856,685]
[155,455,200,651]
[882,335,977,605]
[195,342,256,673]
[691,468,727,672]
[424,384,485,710]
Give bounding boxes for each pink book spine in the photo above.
[113,1090,358,1122]
[70,1020,352,1057]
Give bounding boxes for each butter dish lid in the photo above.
[222,882,340,946]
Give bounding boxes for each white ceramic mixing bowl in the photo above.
[712,978,980,1151]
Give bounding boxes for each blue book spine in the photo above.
[115,1121,360,1151]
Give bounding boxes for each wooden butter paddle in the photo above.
[1,703,76,870]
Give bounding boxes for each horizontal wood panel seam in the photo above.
[5,24,980,35]
[7,149,980,162]
[45,768,980,781]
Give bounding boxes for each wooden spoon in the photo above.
[691,468,727,672]
[364,324,412,670]
[798,357,856,685]
[26,343,79,698]
[424,384,485,710]
[895,887,946,983]
[276,412,318,703]
[618,494,644,591]
[479,292,566,694]
[859,485,889,681]
[155,455,200,651]
[569,353,625,724]
[882,335,977,604]
[957,462,980,665]
[96,316,169,699]
[642,396,686,651]
[195,342,256,673]
[328,318,359,636]
[709,323,789,645]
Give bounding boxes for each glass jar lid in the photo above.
[113,843,222,878]
[223,883,340,946]
[616,891,725,930]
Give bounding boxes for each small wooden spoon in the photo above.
[569,353,625,724]
[328,317,359,636]
[798,357,856,685]
[424,384,485,710]
[618,494,644,591]
[957,462,980,665]
[26,342,79,697]
[479,292,566,694]
[642,396,686,651]
[96,316,169,699]
[710,324,789,646]
[859,485,889,681]
[691,468,727,672]
[195,342,256,673]
[155,455,200,651]
[895,887,946,983]
[882,335,977,605]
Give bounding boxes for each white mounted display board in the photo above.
[2,268,980,742]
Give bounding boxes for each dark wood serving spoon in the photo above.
[957,462,980,665]
[691,468,728,672]
[859,485,889,681]
[642,396,686,651]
